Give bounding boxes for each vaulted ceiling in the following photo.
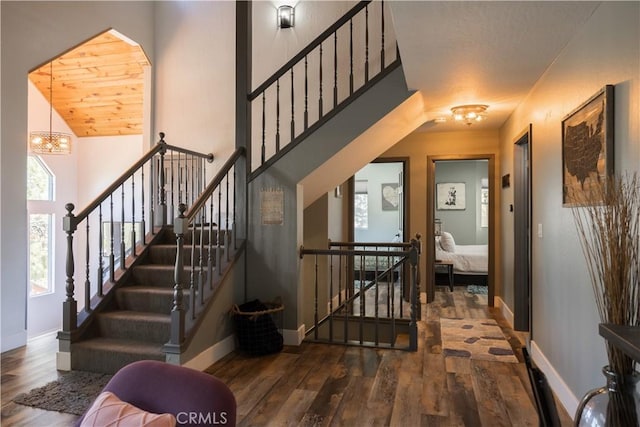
[28,29,150,138]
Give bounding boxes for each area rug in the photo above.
[466,284,488,295]
[440,318,518,363]
[13,371,112,415]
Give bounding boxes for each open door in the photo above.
[514,125,532,332]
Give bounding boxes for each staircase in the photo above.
[71,227,231,374]
[60,1,415,372]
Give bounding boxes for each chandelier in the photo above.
[29,61,72,155]
[450,104,489,126]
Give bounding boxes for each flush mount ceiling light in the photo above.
[29,61,72,155]
[278,5,295,29]
[450,104,489,126]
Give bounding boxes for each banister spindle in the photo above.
[232,165,237,249]
[208,196,214,290]
[149,159,155,234]
[177,152,182,204]
[365,4,369,82]
[276,79,281,153]
[349,18,354,95]
[225,174,231,261]
[381,0,385,70]
[190,154,195,207]
[84,218,91,312]
[170,149,175,220]
[198,207,205,307]
[319,43,324,118]
[261,91,266,164]
[304,55,308,130]
[63,203,77,332]
[97,204,104,296]
[131,173,136,257]
[314,254,319,340]
[141,164,146,245]
[170,203,187,345]
[290,68,295,142]
[120,183,126,270]
[158,133,167,226]
[109,194,115,282]
[333,32,338,108]
[217,186,222,276]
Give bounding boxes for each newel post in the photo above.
[62,203,78,332]
[170,203,187,346]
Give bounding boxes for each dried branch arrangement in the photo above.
[572,172,639,425]
[572,172,639,373]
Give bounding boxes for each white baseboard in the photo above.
[1,330,27,352]
[282,324,305,346]
[182,335,236,371]
[494,296,514,328]
[56,351,71,371]
[530,340,579,420]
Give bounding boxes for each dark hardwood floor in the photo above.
[1,287,573,426]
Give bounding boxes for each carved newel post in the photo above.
[62,203,77,332]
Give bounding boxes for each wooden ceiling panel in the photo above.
[29,29,149,138]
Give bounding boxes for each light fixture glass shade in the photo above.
[278,5,294,28]
[450,104,488,126]
[29,131,72,155]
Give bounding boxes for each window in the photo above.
[27,155,55,296]
[27,155,54,201]
[29,214,54,296]
[354,180,368,229]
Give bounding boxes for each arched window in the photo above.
[27,155,55,296]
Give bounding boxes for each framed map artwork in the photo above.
[562,85,614,206]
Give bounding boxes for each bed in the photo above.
[435,232,488,286]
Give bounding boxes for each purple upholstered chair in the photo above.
[75,360,236,426]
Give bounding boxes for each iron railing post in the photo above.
[409,237,420,351]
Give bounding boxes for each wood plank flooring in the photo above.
[1,287,573,426]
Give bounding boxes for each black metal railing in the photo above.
[60,133,213,335]
[299,235,420,351]
[248,0,399,177]
[168,147,245,347]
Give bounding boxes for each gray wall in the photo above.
[499,1,639,412]
[435,160,488,245]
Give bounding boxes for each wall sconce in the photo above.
[278,5,295,29]
[450,104,488,126]
[434,218,442,236]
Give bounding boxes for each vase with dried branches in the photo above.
[572,172,640,426]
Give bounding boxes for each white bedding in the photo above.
[436,244,488,274]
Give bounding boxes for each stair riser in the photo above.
[159,229,229,246]
[97,315,170,343]
[148,245,222,266]
[115,289,191,314]
[71,345,164,375]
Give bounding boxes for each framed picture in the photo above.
[381,183,399,211]
[562,85,614,206]
[437,182,465,210]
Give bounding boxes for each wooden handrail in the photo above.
[248,1,371,100]
[74,132,213,223]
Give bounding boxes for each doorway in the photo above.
[350,159,408,243]
[426,155,496,305]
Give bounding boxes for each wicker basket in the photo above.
[231,299,284,356]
